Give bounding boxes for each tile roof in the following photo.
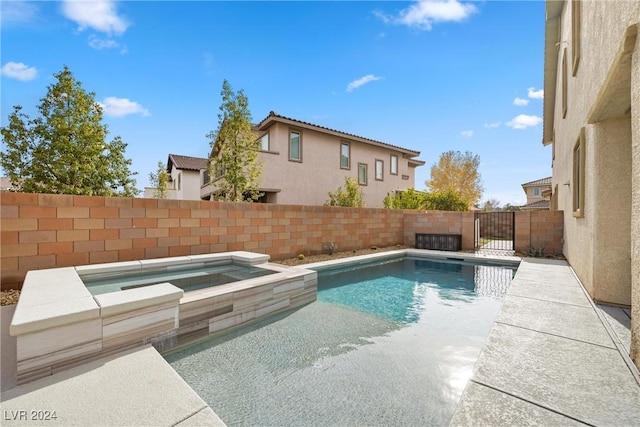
[523,199,550,209]
[521,176,552,187]
[167,154,209,172]
[257,111,421,157]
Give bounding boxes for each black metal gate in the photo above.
[474,211,515,252]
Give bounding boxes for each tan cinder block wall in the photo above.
[1,193,565,290]
[514,210,564,255]
[0,193,405,290]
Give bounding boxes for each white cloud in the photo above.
[61,0,128,35]
[88,35,120,50]
[1,0,39,25]
[460,130,473,137]
[513,97,529,106]
[527,87,544,99]
[484,122,501,128]
[376,0,477,31]
[99,97,150,118]
[1,62,37,81]
[506,114,542,129]
[346,74,381,92]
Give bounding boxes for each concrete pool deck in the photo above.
[0,345,225,426]
[1,255,638,426]
[451,258,640,426]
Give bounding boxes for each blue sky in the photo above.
[1,0,550,205]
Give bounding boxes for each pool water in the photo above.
[82,263,275,295]
[164,257,516,426]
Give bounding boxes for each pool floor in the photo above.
[164,258,515,426]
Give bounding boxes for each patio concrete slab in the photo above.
[512,269,579,287]
[507,278,592,307]
[450,381,587,426]
[472,323,640,426]
[0,345,224,426]
[453,258,640,426]
[497,294,616,348]
[598,304,632,353]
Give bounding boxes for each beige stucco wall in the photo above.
[168,167,202,201]
[550,1,639,303]
[546,1,639,364]
[523,184,551,204]
[631,26,640,367]
[257,122,419,207]
[591,115,632,304]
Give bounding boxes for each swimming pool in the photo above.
[164,255,517,426]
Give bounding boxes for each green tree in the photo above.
[384,188,468,211]
[383,188,426,209]
[208,80,262,202]
[148,161,169,199]
[0,66,138,196]
[425,150,483,207]
[481,198,501,211]
[325,177,365,208]
[423,189,469,211]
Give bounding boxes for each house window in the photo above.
[176,172,181,191]
[390,154,398,175]
[533,187,540,196]
[258,133,269,151]
[203,168,210,186]
[358,163,368,186]
[289,130,301,161]
[215,162,225,178]
[375,159,384,181]
[572,0,581,75]
[572,127,585,217]
[340,142,350,169]
[562,47,568,118]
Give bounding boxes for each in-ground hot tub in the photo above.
[10,252,317,385]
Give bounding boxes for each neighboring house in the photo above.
[521,177,551,210]
[143,154,209,200]
[543,0,638,340]
[203,111,425,207]
[0,177,15,192]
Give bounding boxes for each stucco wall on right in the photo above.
[631,26,640,367]
[545,0,639,365]
[550,2,639,304]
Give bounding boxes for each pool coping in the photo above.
[301,248,521,272]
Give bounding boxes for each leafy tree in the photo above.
[425,150,483,207]
[325,177,365,208]
[481,198,501,211]
[148,161,169,199]
[0,66,138,196]
[383,188,426,209]
[423,189,469,211]
[207,80,262,202]
[384,188,468,211]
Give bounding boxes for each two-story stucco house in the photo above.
[543,0,639,365]
[202,111,425,207]
[521,177,551,210]
[143,154,209,200]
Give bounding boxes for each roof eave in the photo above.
[258,113,421,157]
[543,1,564,146]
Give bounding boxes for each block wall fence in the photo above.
[0,193,564,290]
